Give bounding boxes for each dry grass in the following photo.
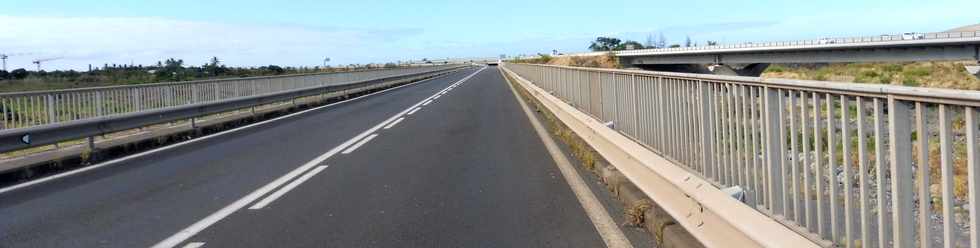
[623,199,653,227]
[763,61,980,91]
[546,53,621,69]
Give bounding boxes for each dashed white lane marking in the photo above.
[421,100,433,106]
[151,67,486,248]
[341,134,378,154]
[504,70,634,248]
[182,242,205,248]
[249,165,329,209]
[384,117,405,129]
[406,107,421,115]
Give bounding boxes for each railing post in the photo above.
[133,88,143,111]
[699,81,715,179]
[192,84,199,104]
[888,97,913,248]
[46,94,55,124]
[656,76,666,150]
[764,86,785,214]
[631,74,638,135]
[95,91,104,117]
[966,106,980,248]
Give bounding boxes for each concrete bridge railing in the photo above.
[504,62,980,248]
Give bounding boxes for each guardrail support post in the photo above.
[764,86,785,215]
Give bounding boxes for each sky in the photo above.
[0,0,977,71]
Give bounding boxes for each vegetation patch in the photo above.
[762,61,980,90]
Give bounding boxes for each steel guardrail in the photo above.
[503,62,980,248]
[0,65,466,153]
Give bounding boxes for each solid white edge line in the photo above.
[383,117,405,129]
[0,69,468,196]
[421,100,433,106]
[341,134,378,154]
[181,242,205,248]
[406,107,421,115]
[503,70,634,248]
[151,66,487,248]
[433,95,441,100]
[249,165,328,209]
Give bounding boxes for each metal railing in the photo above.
[0,65,457,130]
[504,63,980,248]
[609,31,980,56]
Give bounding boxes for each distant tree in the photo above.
[205,56,226,75]
[10,69,29,80]
[0,70,8,80]
[668,44,681,48]
[645,34,654,48]
[589,37,622,51]
[164,58,184,69]
[266,65,284,74]
[617,40,645,50]
[684,36,692,47]
[706,40,718,46]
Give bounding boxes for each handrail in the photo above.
[504,62,980,248]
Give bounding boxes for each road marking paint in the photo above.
[504,71,634,248]
[433,95,441,100]
[421,100,433,106]
[341,134,378,154]
[182,242,205,248]
[249,165,328,209]
[406,107,421,115]
[0,68,471,196]
[151,67,485,248]
[384,117,405,129]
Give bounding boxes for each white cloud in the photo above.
[0,16,425,70]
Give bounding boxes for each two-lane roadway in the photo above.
[0,66,637,248]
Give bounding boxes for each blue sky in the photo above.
[1,0,977,70]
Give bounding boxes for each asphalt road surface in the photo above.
[0,66,646,248]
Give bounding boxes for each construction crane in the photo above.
[0,52,32,71]
[32,57,62,71]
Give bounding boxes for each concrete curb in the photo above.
[502,70,704,248]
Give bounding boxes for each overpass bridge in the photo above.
[563,31,980,77]
[1,60,980,248]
